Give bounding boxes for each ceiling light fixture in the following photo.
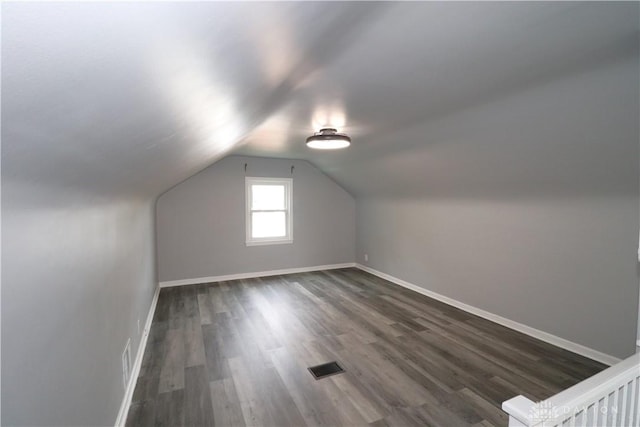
[306,128,351,150]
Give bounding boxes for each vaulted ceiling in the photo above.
[3,2,638,200]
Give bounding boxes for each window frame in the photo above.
[245,177,293,246]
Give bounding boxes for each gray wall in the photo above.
[356,58,639,360]
[357,196,638,359]
[1,182,157,426]
[156,156,355,282]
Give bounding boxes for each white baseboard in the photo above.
[159,263,357,288]
[114,285,161,427]
[355,264,621,366]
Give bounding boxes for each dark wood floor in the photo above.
[126,268,605,427]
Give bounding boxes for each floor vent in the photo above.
[308,361,345,380]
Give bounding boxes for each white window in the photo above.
[245,177,292,246]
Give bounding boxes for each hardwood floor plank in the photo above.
[339,335,432,408]
[168,288,187,329]
[138,320,168,379]
[184,317,206,368]
[369,339,459,394]
[261,364,309,427]
[158,328,185,393]
[228,356,279,427]
[202,323,231,381]
[132,375,160,403]
[154,390,185,427]
[183,286,200,318]
[210,378,246,427]
[334,335,418,411]
[197,288,214,326]
[125,399,156,427]
[458,387,509,426]
[330,374,387,423]
[153,290,171,323]
[184,365,215,426]
[210,286,229,314]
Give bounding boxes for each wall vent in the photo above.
[122,339,131,389]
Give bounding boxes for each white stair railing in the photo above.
[502,352,640,427]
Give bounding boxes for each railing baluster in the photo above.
[611,388,619,425]
[632,377,640,427]
[627,378,638,425]
[568,413,575,427]
[619,383,627,426]
[587,402,596,427]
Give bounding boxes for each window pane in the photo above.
[252,185,285,210]
[252,212,286,238]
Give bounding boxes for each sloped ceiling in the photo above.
[3,2,638,199]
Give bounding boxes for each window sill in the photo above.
[246,239,293,247]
